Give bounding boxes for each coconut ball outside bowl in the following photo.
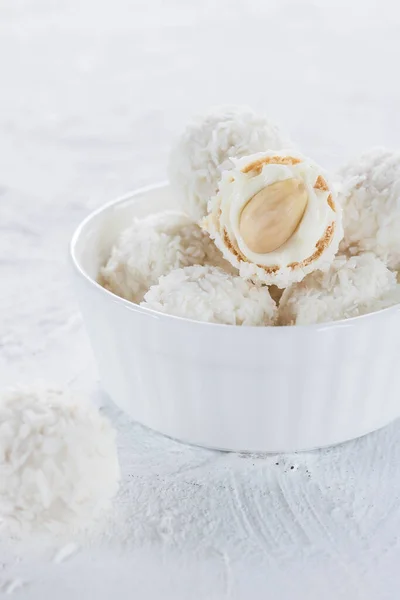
[70,182,400,453]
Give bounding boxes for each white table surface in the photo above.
[1,1,400,598]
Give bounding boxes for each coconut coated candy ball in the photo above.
[278,253,397,326]
[203,150,343,288]
[339,147,400,270]
[168,105,292,221]
[100,211,234,303]
[141,265,277,326]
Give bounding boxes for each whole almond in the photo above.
[239,178,308,254]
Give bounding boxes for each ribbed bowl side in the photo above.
[74,272,400,452]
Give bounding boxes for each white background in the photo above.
[1,0,400,598]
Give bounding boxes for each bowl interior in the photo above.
[72,183,177,280]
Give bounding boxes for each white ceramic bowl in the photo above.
[70,183,400,452]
